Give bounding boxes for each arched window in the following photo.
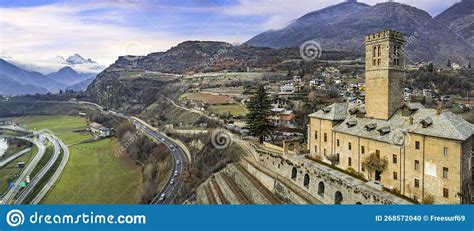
[356,202,362,205]
[303,174,310,188]
[291,167,297,180]
[318,182,325,196]
[335,191,343,204]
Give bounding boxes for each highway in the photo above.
[0,147,31,168]
[96,105,190,204]
[1,136,46,204]
[31,134,69,204]
[14,134,60,204]
[130,118,189,204]
[79,101,191,204]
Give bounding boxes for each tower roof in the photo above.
[365,29,406,43]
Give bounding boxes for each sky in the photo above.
[0,0,462,73]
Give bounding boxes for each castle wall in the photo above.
[251,148,410,204]
[309,117,337,163]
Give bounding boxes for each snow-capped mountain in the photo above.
[4,54,105,75]
[59,54,98,65]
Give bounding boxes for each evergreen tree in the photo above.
[427,63,434,72]
[447,59,451,68]
[246,85,273,143]
[469,62,472,69]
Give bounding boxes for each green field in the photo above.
[208,104,248,116]
[15,116,91,145]
[17,116,142,204]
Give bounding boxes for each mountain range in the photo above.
[0,59,96,96]
[4,54,105,76]
[5,0,474,96]
[111,40,357,74]
[245,0,474,64]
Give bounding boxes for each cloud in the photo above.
[222,0,462,30]
[0,0,252,70]
[222,0,336,30]
[0,0,462,72]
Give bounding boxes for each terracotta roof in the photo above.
[90,122,103,129]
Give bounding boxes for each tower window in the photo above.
[372,45,382,66]
[415,160,420,170]
[393,171,398,180]
[392,154,397,164]
[443,167,448,179]
[414,179,420,188]
[443,188,449,198]
[393,45,401,66]
[348,142,352,150]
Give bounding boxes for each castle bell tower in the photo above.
[364,29,406,120]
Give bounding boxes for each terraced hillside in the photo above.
[196,163,282,204]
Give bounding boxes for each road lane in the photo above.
[1,137,46,204]
[15,134,60,204]
[30,134,70,204]
[131,120,189,204]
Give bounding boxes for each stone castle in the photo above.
[308,29,474,204]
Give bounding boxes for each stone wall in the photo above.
[239,158,312,204]
[251,146,411,204]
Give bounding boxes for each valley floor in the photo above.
[15,115,142,204]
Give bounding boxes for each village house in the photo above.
[89,122,112,138]
[0,119,13,126]
[270,108,296,128]
[280,83,296,93]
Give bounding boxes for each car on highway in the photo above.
[174,171,178,177]
[159,193,166,201]
[176,160,181,165]
[170,179,174,185]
